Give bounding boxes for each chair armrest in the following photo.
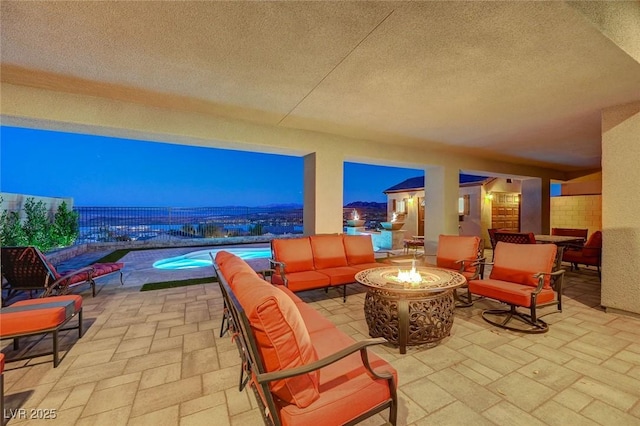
[563,243,588,251]
[49,266,95,295]
[269,259,288,285]
[532,269,565,293]
[256,268,276,281]
[458,257,487,280]
[256,337,392,384]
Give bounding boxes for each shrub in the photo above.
[52,201,79,246]
[0,209,28,246]
[22,198,54,251]
[0,197,80,251]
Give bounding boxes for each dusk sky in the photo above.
[0,126,421,207]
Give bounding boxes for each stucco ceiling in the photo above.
[1,1,639,172]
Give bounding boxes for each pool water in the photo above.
[153,247,271,270]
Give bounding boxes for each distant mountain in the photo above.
[344,201,386,209]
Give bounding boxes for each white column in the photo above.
[520,177,550,234]
[303,151,344,236]
[601,101,640,316]
[424,165,459,252]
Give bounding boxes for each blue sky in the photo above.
[0,126,421,207]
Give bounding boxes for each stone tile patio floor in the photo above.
[2,246,640,425]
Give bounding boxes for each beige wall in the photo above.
[601,101,640,316]
[458,186,482,238]
[550,195,602,237]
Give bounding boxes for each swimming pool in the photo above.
[153,247,271,270]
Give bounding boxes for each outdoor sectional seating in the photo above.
[213,250,398,426]
[270,234,382,301]
[1,246,124,304]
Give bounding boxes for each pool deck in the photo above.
[2,247,640,425]
[56,244,274,290]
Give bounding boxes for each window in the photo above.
[458,195,470,215]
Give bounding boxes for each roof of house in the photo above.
[384,174,489,193]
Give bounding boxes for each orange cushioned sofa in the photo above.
[270,234,382,301]
[214,250,398,426]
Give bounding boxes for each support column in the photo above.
[601,101,640,316]
[424,166,459,252]
[520,177,550,234]
[303,151,344,236]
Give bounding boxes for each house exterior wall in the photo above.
[458,186,482,238]
[386,190,420,238]
[601,101,640,316]
[550,195,602,237]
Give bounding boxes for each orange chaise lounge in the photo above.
[0,295,83,367]
[214,250,398,426]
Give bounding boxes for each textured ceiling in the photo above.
[1,1,639,171]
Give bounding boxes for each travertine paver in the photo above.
[2,248,640,425]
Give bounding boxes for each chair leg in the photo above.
[53,329,59,368]
[219,309,229,338]
[343,285,347,303]
[453,287,473,308]
[78,308,84,338]
[481,305,549,334]
[0,366,4,426]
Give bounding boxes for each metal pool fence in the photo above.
[74,206,304,244]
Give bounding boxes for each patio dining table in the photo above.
[534,234,585,246]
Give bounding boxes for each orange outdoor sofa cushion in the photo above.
[232,269,321,408]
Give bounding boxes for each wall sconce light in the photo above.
[485,192,494,201]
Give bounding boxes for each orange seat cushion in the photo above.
[232,271,320,408]
[316,267,359,286]
[490,242,556,288]
[2,295,82,337]
[271,270,331,291]
[310,235,348,269]
[11,295,83,313]
[272,238,315,273]
[342,235,376,265]
[1,307,67,336]
[468,278,556,307]
[278,328,397,426]
[436,235,480,274]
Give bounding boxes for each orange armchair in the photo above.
[435,235,484,307]
[468,242,565,333]
[562,231,602,278]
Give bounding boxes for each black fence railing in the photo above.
[74,206,304,244]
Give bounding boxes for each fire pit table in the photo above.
[355,265,466,354]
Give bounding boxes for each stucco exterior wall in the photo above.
[601,101,640,316]
[458,186,482,238]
